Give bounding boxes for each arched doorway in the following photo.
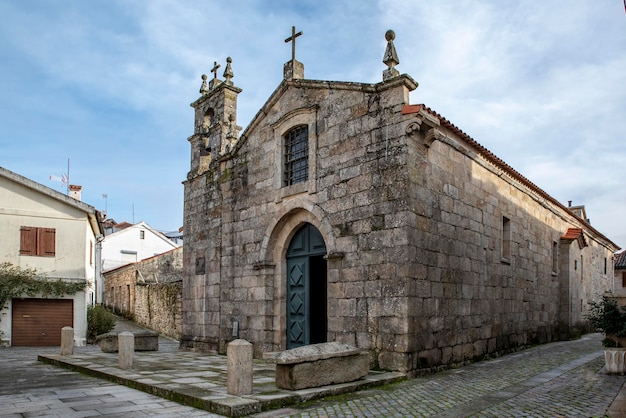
[286,223,327,349]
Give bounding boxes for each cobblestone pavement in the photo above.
[1,326,625,417]
[257,334,626,418]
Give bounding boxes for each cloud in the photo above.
[0,0,624,246]
[379,0,626,246]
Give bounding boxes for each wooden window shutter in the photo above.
[20,226,36,255]
[38,228,56,256]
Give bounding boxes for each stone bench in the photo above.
[96,331,159,353]
[274,342,369,390]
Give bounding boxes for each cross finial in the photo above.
[284,26,303,63]
[211,61,221,80]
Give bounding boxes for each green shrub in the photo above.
[87,304,115,343]
[586,295,626,347]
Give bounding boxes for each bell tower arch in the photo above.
[188,57,242,179]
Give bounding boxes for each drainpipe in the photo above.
[95,235,104,304]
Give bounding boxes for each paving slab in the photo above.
[38,349,404,417]
[15,318,626,417]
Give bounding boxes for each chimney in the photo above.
[69,184,82,201]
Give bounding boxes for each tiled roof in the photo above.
[562,228,583,240]
[401,104,619,251]
[615,251,626,269]
[561,228,588,248]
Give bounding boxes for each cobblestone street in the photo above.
[260,334,626,417]
[1,333,625,417]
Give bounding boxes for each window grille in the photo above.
[284,125,308,186]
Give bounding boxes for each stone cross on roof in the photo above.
[284,26,303,63]
[283,26,305,80]
[211,61,221,80]
[203,60,223,92]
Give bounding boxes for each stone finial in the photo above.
[223,57,234,85]
[383,29,400,81]
[199,74,209,95]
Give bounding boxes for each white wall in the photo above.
[0,173,97,345]
[101,222,179,271]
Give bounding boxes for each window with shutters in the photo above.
[20,226,56,257]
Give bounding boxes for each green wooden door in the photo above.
[286,223,327,349]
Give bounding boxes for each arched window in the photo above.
[284,125,309,186]
[202,108,214,132]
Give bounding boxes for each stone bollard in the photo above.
[118,332,134,370]
[227,339,253,396]
[60,326,74,355]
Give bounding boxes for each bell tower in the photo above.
[188,57,242,179]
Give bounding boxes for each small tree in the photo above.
[86,305,116,343]
[587,295,626,347]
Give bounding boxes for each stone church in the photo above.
[181,29,619,375]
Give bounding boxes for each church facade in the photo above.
[181,30,619,374]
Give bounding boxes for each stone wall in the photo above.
[183,78,414,355]
[103,264,135,314]
[182,74,618,374]
[134,281,182,340]
[103,247,182,339]
[396,121,614,373]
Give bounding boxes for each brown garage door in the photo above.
[11,298,73,346]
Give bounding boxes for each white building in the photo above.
[101,221,180,272]
[0,167,102,346]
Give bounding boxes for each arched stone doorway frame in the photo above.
[259,197,336,350]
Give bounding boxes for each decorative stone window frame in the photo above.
[271,106,318,202]
[283,125,309,186]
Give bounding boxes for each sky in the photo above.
[1,0,625,248]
